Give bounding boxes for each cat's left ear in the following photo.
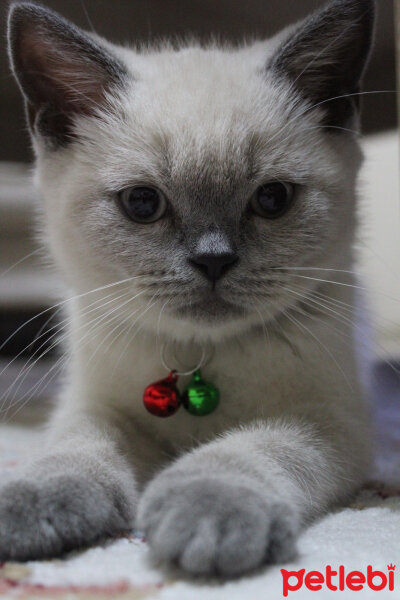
[269,0,375,128]
[7,2,127,146]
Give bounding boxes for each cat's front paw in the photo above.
[0,475,133,561]
[137,472,298,577]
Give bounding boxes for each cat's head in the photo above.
[8,0,374,342]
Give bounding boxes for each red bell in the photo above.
[143,371,181,417]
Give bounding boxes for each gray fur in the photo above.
[137,470,298,576]
[0,476,127,561]
[136,419,345,575]
[0,419,137,561]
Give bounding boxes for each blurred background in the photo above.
[0,0,397,158]
[0,0,398,415]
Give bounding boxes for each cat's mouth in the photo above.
[171,291,247,322]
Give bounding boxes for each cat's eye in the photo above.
[118,186,167,223]
[250,182,294,219]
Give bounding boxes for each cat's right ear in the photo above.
[269,0,375,129]
[7,2,127,147]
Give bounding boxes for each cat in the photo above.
[2,0,375,577]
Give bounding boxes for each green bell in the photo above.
[182,369,219,416]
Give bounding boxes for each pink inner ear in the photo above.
[18,24,111,118]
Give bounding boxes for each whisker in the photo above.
[282,285,400,379]
[270,298,355,394]
[156,298,171,349]
[79,0,96,34]
[0,249,42,279]
[270,267,358,275]
[0,287,133,406]
[4,355,66,422]
[0,289,141,414]
[266,89,397,151]
[0,274,146,353]
[107,291,164,378]
[277,273,400,307]
[251,297,301,357]
[1,304,137,420]
[281,5,374,110]
[84,295,152,373]
[0,286,132,383]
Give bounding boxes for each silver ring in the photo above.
[161,342,209,376]
[172,341,215,370]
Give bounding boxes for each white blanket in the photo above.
[0,412,399,600]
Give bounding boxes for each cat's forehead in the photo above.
[80,42,332,191]
[116,43,286,129]
[122,43,275,90]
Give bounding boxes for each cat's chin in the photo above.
[153,291,282,343]
[171,295,247,323]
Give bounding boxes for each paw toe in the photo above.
[179,518,219,575]
[148,507,193,563]
[265,504,298,563]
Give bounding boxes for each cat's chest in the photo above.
[123,386,265,457]
[101,337,302,447]
[80,318,356,450]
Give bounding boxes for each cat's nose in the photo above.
[189,253,239,283]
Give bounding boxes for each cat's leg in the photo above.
[137,419,367,577]
[0,413,137,561]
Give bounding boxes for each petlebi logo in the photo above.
[281,564,396,596]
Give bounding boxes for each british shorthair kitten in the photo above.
[3,0,374,577]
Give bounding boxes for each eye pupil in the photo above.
[252,182,294,219]
[130,188,159,219]
[118,186,166,223]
